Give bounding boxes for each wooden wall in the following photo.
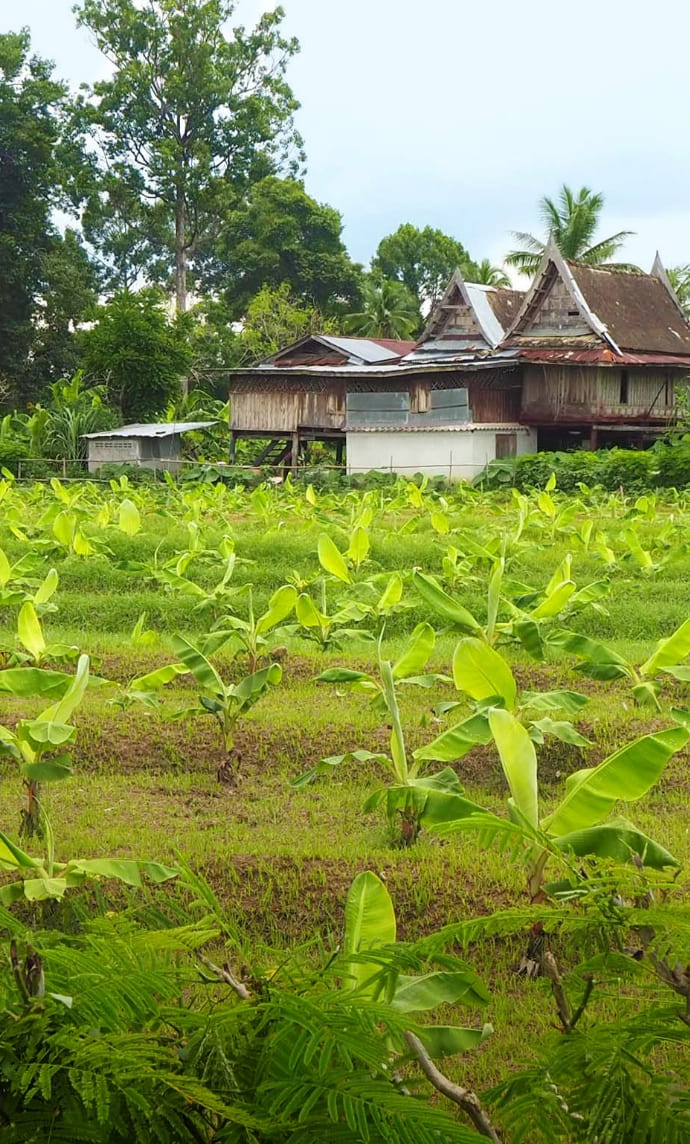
[521,365,674,422]
[521,276,592,338]
[230,386,345,432]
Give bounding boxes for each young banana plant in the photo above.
[294,624,483,845]
[0,654,91,838]
[430,719,687,902]
[549,616,690,709]
[289,578,373,652]
[12,600,80,667]
[213,584,297,671]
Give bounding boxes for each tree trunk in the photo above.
[175,191,189,398]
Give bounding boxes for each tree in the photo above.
[79,290,193,422]
[218,283,337,366]
[667,266,690,317]
[74,0,302,321]
[0,31,79,401]
[345,278,419,340]
[373,224,475,310]
[506,184,634,277]
[470,259,511,288]
[201,176,362,319]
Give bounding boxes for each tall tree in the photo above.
[225,282,337,366]
[74,0,302,317]
[345,278,419,341]
[506,185,634,277]
[373,224,475,310]
[0,30,82,401]
[201,176,362,319]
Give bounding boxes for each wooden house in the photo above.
[227,244,690,480]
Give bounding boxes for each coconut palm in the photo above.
[471,259,511,288]
[506,185,634,277]
[667,266,690,317]
[345,278,420,340]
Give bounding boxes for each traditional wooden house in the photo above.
[501,242,690,450]
[227,243,690,480]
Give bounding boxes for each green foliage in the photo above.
[345,277,420,340]
[506,184,635,277]
[74,0,302,311]
[79,290,193,421]
[203,176,362,319]
[373,223,476,309]
[222,283,338,367]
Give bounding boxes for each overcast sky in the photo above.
[11,0,690,278]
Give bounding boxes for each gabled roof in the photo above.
[261,333,415,368]
[503,239,690,361]
[404,268,523,363]
[83,421,216,440]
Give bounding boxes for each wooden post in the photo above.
[589,426,599,451]
[291,431,300,473]
[335,437,344,468]
[228,431,236,465]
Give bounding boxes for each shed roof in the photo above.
[83,421,217,440]
[262,333,415,368]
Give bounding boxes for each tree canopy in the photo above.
[506,185,635,277]
[74,0,302,314]
[345,278,419,341]
[202,177,362,319]
[373,223,476,310]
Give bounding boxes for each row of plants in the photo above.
[480,437,690,493]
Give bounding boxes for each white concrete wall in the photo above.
[346,427,537,481]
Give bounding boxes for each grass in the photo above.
[2,479,690,1095]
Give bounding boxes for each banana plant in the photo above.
[317,529,371,584]
[287,579,373,652]
[432,719,688,901]
[416,638,591,774]
[549,616,690,708]
[294,626,484,845]
[0,655,91,838]
[10,601,80,667]
[0,815,177,906]
[342,871,492,1061]
[166,635,283,779]
[213,584,297,670]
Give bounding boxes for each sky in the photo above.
[10,0,690,279]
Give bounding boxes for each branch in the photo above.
[404,1031,502,1142]
[197,952,251,1000]
[542,951,593,1033]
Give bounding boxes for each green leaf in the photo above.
[41,654,90,723]
[23,877,69,901]
[543,727,689,836]
[513,619,545,660]
[412,571,481,632]
[529,581,576,619]
[641,617,690,678]
[548,629,630,680]
[522,689,589,715]
[316,668,373,684]
[378,572,403,611]
[21,720,76,747]
[391,970,489,1013]
[414,712,491,763]
[171,635,224,695]
[317,534,351,582]
[18,601,46,662]
[0,830,42,870]
[343,871,396,994]
[453,638,517,709]
[347,526,370,567]
[489,708,539,829]
[417,1024,492,1060]
[130,663,189,691]
[0,667,74,700]
[33,567,59,605]
[553,817,679,868]
[530,717,591,747]
[232,663,282,709]
[0,548,11,587]
[21,760,73,783]
[118,497,141,536]
[295,593,324,628]
[67,858,178,885]
[392,622,435,680]
[255,584,297,634]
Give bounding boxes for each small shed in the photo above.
[83,422,217,473]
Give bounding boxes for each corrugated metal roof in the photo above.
[346,422,529,434]
[316,336,408,363]
[465,284,505,348]
[83,421,217,440]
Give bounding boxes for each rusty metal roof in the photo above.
[566,262,690,355]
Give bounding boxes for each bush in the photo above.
[0,439,29,475]
[478,444,675,494]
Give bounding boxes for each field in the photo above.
[2,471,690,1134]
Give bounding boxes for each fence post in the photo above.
[17,461,21,481]
[62,458,67,478]
[449,451,453,482]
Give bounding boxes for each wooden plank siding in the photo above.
[521,365,674,423]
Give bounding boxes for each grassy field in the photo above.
[2,475,690,1100]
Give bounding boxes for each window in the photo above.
[495,433,517,459]
[619,370,629,404]
[327,389,346,416]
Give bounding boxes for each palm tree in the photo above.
[345,278,420,340]
[470,259,511,288]
[506,185,634,277]
[667,266,690,318]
